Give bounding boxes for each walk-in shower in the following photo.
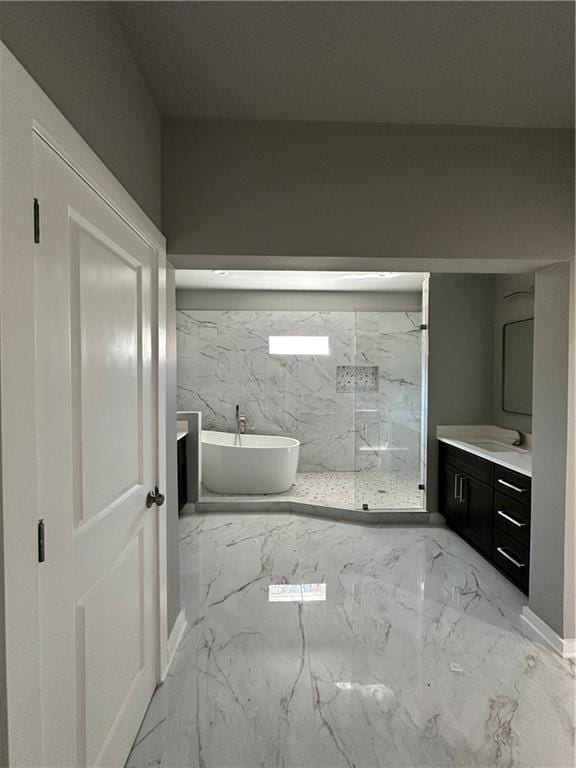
[176,271,428,512]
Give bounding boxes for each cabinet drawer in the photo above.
[494,466,531,507]
[493,529,529,592]
[439,443,494,485]
[494,492,530,547]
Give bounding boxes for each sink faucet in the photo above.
[512,431,523,447]
[234,405,247,445]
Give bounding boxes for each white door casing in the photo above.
[1,43,168,767]
[34,134,158,767]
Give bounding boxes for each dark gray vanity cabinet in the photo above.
[492,466,531,593]
[439,442,531,593]
[439,444,493,557]
[177,436,187,513]
[463,475,494,557]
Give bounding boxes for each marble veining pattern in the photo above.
[177,310,422,475]
[127,514,575,768]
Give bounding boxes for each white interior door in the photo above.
[33,134,158,768]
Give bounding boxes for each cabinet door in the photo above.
[177,440,187,512]
[461,475,493,556]
[441,464,467,530]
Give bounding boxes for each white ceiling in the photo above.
[114,1,574,128]
[175,270,427,292]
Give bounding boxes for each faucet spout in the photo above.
[234,405,247,445]
[511,431,523,447]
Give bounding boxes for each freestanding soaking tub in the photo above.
[202,430,300,494]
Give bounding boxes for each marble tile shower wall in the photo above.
[176,310,422,473]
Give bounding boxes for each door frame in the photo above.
[0,42,168,765]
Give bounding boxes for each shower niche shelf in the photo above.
[336,365,379,393]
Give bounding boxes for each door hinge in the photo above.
[33,198,40,243]
[418,484,426,491]
[420,324,428,331]
[38,519,45,563]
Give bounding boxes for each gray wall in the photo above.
[0,2,162,226]
[427,275,496,513]
[0,427,6,767]
[176,289,422,312]
[564,263,576,641]
[492,274,535,435]
[530,264,570,636]
[166,266,180,634]
[163,119,574,263]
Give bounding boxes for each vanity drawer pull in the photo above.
[497,479,526,494]
[496,547,526,569]
[497,510,526,528]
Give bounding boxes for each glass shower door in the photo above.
[354,301,428,511]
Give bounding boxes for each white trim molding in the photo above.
[521,607,576,659]
[163,610,188,682]
[0,41,167,765]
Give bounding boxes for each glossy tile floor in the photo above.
[127,513,575,768]
[201,469,423,509]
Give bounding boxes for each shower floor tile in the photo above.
[201,470,423,510]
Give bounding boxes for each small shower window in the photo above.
[268,336,330,355]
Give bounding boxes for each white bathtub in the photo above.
[202,430,300,494]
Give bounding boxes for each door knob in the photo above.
[146,486,165,508]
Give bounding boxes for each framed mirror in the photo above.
[502,317,534,416]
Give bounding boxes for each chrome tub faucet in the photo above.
[234,405,247,445]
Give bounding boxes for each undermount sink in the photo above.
[437,426,532,478]
[467,440,519,453]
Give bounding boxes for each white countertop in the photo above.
[437,425,532,477]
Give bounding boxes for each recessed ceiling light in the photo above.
[211,269,228,276]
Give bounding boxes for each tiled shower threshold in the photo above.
[195,469,433,524]
[194,496,435,525]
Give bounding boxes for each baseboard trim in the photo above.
[163,609,187,681]
[521,607,576,658]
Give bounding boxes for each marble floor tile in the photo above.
[126,514,576,768]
